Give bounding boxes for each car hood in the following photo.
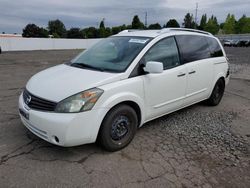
[26,64,124,102]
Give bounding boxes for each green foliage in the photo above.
[111,25,127,35]
[105,27,112,37]
[98,28,106,38]
[22,14,250,39]
[220,23,225,29]
[67,28,83,39]
[82,27,98,38]
[223,14,236,34]
[22,24,49,38]
[132,15,144,29]
[99,20,105,29]
[165,19,180,28]
[241,18,250,33]
[204,15,220,34]
[235,15,250,34]
[199,14,207,30]
[148,23,162,29]
[48,19,67,38]
[52,33,60,38]
[183,13,196,29]
[99,19,105,37]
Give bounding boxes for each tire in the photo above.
[206,78,225,106]
[98,105,138,151]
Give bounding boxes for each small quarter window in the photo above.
[206,37,223,57]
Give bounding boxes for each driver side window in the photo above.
[143,37,180,70]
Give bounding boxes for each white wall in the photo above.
[0,37,101,51]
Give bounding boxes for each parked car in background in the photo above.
[238,40,248,47]
[232,40,240,47]
[19,28,230,151]
[223,40,233,47]
[244,40,250,47]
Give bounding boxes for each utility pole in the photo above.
[195,3,198,29]
[145,12,148,28]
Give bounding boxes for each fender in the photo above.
[100,91,146,126]
[208,71,226,97]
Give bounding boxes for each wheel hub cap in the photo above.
[111,116,129,141]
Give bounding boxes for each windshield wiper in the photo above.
[71,63,104,72]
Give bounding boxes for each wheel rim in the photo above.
[111,115,130,141]
[214,81,224,101]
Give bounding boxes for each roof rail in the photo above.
[160,28,213,36]
[119,29,143,34]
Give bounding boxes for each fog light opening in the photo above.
[54,136,59,143]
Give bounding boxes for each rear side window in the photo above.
[206,37,224,57]
[175,35,210,63]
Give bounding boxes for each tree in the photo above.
[199,14,207,30]
[148,23,162,29]
[241,17,250,33]
[235,15,250,34]
[67,28,83,38]
[99,19,105,29]
[220,23,225,29]
[98,19,106,38]
[105,27,112,37]
[82,27,98,38]
[165,19,180,28]
[39,27,49,38]
[223,14,236,34]
[22,24,49,38]
[132,15,144,29]
[48,19,67,38]
[204,15,220,34]
[111,25,127,35]
[183,13,196,29]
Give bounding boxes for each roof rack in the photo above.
[159,28,213,36]
[119,29,143,34]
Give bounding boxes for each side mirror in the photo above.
[143,61,163,74]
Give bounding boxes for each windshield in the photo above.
[70,36,151,72]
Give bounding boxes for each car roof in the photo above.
[115,28,213,38]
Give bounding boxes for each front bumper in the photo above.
[18,93,108,147]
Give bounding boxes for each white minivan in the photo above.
[19,28,230,151]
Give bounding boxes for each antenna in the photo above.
[195,3,198,29]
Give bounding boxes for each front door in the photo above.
[142,37,187,121]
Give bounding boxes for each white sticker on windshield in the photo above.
[129,38,149,44]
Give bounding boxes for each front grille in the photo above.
[23,89,57,112]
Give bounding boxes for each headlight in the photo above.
[55,88,103,113]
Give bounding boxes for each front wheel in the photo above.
[98,105,138,151]
[206,78,225,106]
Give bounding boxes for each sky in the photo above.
[0,0,249,34]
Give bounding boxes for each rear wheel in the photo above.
[98,105,138,151]
[206,78,225,106]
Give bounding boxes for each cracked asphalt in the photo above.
[0,48,250,188]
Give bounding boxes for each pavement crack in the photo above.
[29,151,98,164]
[76,152,96,164]
[0,140,37,165]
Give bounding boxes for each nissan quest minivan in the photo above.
[19,28,230,151]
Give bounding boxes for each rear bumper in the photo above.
[19,93,108,147]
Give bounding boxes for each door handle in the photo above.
[177,73,186,77]
[189,70,196,74]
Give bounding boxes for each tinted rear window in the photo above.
[206,37,224,57]
[175,35,210,63]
